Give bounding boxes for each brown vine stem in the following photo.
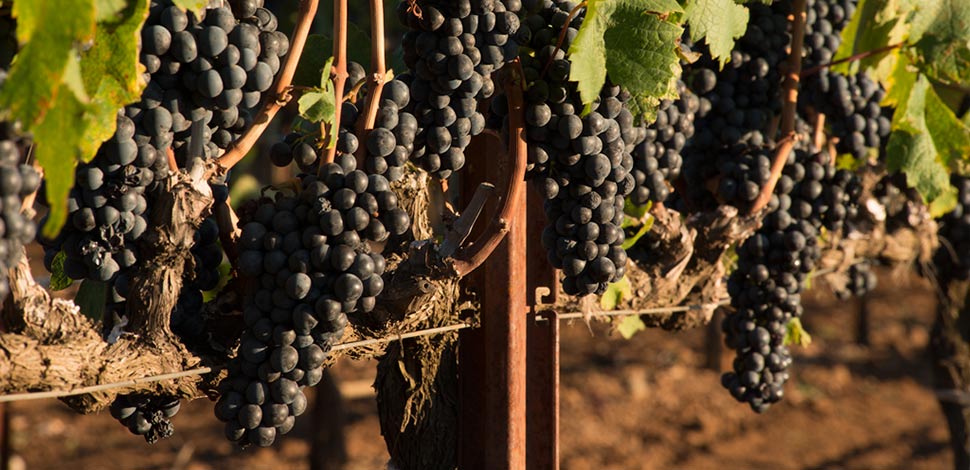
[541,1,587,78]
[0,298,743,402]
[800,43,903,78]
[212,0,319,176]
[323,0,349,166]
[166,147,177,174]
[451,61,528,277]
[748,0,807,215]
[353,0,388,166]
[813,111,826,151]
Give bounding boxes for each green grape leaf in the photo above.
[882,52,918,108]
[885,73,969,215]
[835,153,865,171]
[33,0,148,235]
[929,189,959,218]
[784,318,812,347]
[48,251,72,291]
[298,57,336,126]
[905,0,970,88]
[75,279,108,322]
[616,315,646,339]
[36,90,89,238]
[62,51,89,103]
[298,95,332,136]
[831,0,907,82]
[623,199,652,219]
[721,243,738,275]
[95,0,128,22]
[600,275,633,311]
[0,0,96,126]
[621,216,654,250]
[683,0,749,68]
[79,0,149,160]
[171,0,207,16]
[570,0,684,123]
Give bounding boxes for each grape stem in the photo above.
[165,147,177,174]
[541,1,587,79]
[354,0,389,167]
[748,0,807,215]
[211,0,319,176]
[323,0,349,166]
[800,43,903,78]
[451,61,528,277]
[812,111,826,151]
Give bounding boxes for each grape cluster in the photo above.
[935,175,970,282]
[270,64,365,174]
[535,84,637,296]
[0,116,39,303]
[42,112,158,306]
[680,3,790,211]
[215,154,410,446]
[109,394,181,444]
[511,0,587,177]
[43,0,285,306]
[0,17,39,301]
[723,148,861,411]
[629,81,699,206]
[800,0,892,161]
[398,0,521,178]
[361,78,419,182]
[712,144,775,210]
[138,0,289,165]
[835,261,878,299]
[503,1,637,296]
[723,151,817,412]
[271,73,418,184]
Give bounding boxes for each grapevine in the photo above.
[1,0,970,468]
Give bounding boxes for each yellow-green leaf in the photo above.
[885,73,969,214]
[1,0,96,126]
[600,275,632,310]
[36,90,88,238]
[48,251,72,291]
[784,318,812,347]
[906,0,970,87]
[832,0,908,83]
[172,0,207,17]
[616,315,646,339]
[683,0,748,68]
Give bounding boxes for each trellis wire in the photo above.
[0,300,727,403]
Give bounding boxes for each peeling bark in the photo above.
[127,167,213,343]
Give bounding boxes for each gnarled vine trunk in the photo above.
[932,280,970,470]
